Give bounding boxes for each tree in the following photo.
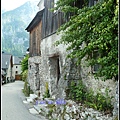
[21,54,29,72]
[54,0,118,80]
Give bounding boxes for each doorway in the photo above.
[49,56,60,87]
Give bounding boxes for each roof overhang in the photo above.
[25,9,44,32]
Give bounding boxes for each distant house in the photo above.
[12,56,22,80]
[2,52,13,83]
[1,69,6,84]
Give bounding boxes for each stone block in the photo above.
[29,108,39,115]
[64,113,70,120]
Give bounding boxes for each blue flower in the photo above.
[39,100,46,104]
[56,99,66,105]
[35,100,38,105]
[47,100,54,104]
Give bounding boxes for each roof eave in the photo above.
[25,9,44,32]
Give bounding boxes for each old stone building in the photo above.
[26,0,118,113]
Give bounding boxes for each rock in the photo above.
[27,98,34,103]
[81,112,86,118]
[66,106,72,113]
[23,100,29,104]
[29,108,39,115]
[87,116,95,120]
[52,113,57,119]
[31,98,115,120]
[59,106,65,113]
[64,114,70,120]
[30,94,38,99]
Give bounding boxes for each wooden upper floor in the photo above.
[26,0,100,57]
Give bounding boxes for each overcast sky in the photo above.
[1,0,38,11]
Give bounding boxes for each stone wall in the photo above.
[28,56,41,93]
[40,33,68,98]
[113,81,119,118]
[40,33,83,99]
[28,33,82,98]
[80,57,117,106]
[28,32,118,117]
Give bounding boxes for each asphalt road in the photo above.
[1,81,46,120]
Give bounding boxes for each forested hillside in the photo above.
[2,0,39,56]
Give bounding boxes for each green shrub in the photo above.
[114,116,118,120]
[68,80,86,102]
[43,82,50,98]
[22,80,29,96]
[67,80,113,112]
[21,70,28,82]
[21,54,29,72]
[22,79,33,97]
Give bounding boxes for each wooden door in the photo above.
[15,75,21,80]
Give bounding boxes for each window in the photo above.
[89,0,99,7]
[16,71,18,74]
[29,65,31,69]
[56,57,60,85]
[92,50,101,73]
[16,66,18,68]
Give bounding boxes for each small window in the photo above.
[94,0,99,5]
[16,66,18,68]
[92,50,100,73]
[56,57,60,84]
[89,0,99,7]
[93,64,99,72]
[16,71,18,74]
[29,65,31,69]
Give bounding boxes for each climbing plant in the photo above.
[21,54,31,96]
[53,0,118,80]
[67,80,113,112]
[43,82,50,98]
[21,54,29,72]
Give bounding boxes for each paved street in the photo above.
[2,81,45,120]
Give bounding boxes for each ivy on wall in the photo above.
[54,0,118,80]
[21,54,29,72]
[66,80,113,112]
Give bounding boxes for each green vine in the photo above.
[43,82,50,98]
[67,80,113,112]
[53,0,118,80]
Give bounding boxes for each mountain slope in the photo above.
[2,0,39,56]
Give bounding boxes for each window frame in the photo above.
[91,50,101,73]
[15,71,18,74]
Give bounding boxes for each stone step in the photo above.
[29,108,39,115]
[25,94,38,103]
[34,104,50,116]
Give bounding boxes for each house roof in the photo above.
[13,56,22,65]
[18,56,24,60]
[2,53,12,69]
[25,9,44,32]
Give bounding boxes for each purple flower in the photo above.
[47,100,54,104]
[56,99,66,105]
[39,100,46,104]
[35,100,38,105]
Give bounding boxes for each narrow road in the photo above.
[2,81,45,120]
